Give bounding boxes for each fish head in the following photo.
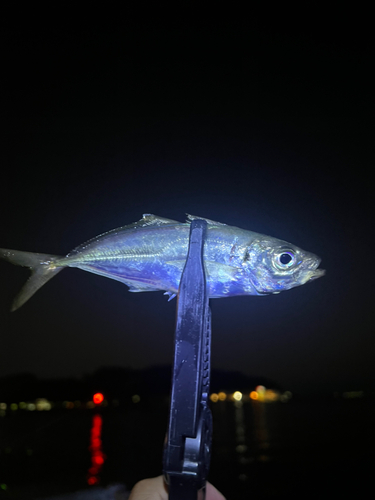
[243,237,325,295]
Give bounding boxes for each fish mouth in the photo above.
[304,256,325,282]
[309,268,326,281]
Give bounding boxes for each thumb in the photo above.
[128,476,226,500]
[128,476,168,500]
[206,481,226,500]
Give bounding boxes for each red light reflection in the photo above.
[87,414,106,486]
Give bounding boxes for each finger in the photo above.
[128,475,226,500]
[206,481,227,500]
[128,475,168,500]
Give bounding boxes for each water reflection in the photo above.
[234,400,250,480]
[87,413,106,486]
[251,400,270,462]
[232,397,272,481]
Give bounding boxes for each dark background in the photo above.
[0,12,373,395]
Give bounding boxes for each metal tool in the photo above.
[163,219,212,500]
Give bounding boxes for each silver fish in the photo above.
[0,214,325,311]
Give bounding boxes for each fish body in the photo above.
[0,214,325,311]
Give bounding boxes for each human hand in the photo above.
[128,475,226,500]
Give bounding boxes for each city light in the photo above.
[0,386,298,417]
[36,398,52,411]
[93,393,104,405]
[343,391,364,399]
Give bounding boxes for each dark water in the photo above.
[1,398,374,499]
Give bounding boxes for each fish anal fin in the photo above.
[164,291,177,301]
[127,283,160,293]
[75,265,161,293]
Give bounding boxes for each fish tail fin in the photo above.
[0,248,64,311]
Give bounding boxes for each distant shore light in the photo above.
[233,391,242,401]
[93,393,104,405]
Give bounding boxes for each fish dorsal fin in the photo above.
[186,214,227,226]
[68,215,180,257]
[138,214,179,227]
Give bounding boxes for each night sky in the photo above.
[0,16,373,394]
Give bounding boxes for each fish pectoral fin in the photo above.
[186,214,227,226]
[166,260,240,281]
[165,260,186,272]
[205,261,240,280]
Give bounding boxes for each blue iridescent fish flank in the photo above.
[0,214,325,311]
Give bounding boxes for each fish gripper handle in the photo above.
[163,219,213,500]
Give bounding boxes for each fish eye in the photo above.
[275,250,296,269]
[280,253,292,265]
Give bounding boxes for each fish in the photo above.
[0,214,325,311]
